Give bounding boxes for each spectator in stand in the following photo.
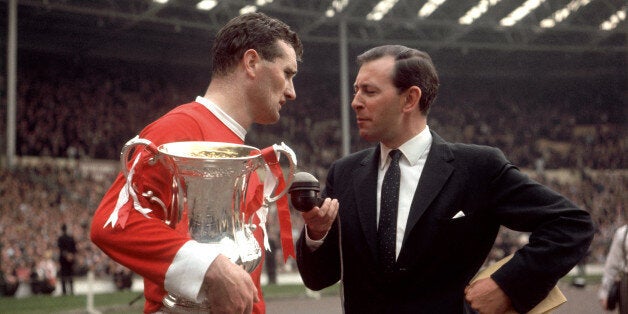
[30,251,56,295]
[0,263,19,297]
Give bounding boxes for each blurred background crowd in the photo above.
[0,52,625,296]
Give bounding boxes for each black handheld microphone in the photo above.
[289,172,324,212]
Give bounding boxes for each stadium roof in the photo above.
[1,0,626,78]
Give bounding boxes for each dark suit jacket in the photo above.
[296,131,594,313]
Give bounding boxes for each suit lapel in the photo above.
[350,135,454,258]
[352,146,380,259]
[403,132,454,241]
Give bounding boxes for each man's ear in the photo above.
[402,86,421,113]
[243,49,260,77]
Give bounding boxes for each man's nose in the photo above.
[351,96,362,110]
[285,82,296,100]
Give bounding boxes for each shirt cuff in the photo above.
[304,225,327,252]
[164,240,220,303]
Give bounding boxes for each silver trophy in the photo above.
[120,138,296,313]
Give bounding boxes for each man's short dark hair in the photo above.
[357,45,439,114]
[211,12,303,77]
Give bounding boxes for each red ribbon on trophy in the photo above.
[260,146,295,262]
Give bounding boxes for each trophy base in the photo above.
[163,294,210,313]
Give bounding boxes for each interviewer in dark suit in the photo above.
[295,45,594,313]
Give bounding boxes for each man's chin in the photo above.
[359,131,376,142]
[259,115,280,125]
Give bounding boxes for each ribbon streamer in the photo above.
[261,146,295,262]
[104,147,153,229]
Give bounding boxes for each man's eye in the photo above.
[354,88,375,96]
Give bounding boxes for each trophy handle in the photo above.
[118,136,177,226]
[119,135,158,178]
[264,142,297,204]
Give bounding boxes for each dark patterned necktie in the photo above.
[378,149,401,273]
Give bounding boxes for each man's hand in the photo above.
[301,198,339,240]
[202,254,259,314]
[465,277,512,314]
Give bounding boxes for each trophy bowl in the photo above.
[119,139,296,313]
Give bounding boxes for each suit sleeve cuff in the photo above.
[164,240,220,303]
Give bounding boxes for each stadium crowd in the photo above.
[0,53,625,296]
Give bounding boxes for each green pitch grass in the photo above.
[0,283,340,313]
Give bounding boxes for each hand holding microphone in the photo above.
[289,172,324,212]
[289,172,339,240]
